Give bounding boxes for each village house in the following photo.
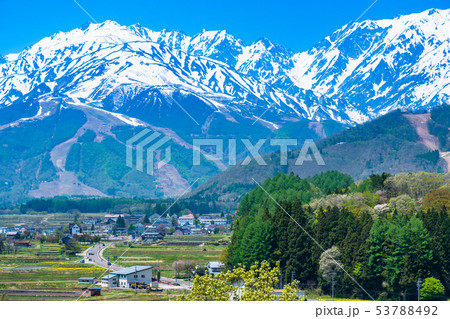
[101,274,118,287]
[199,216,228,226]
[101,265,153,289]
[19,226,31,233]
[132,223,145,235]
[114,228,127,236]
[83,217,100,225]
[81,224,92,234]
[178,213,194,226]
[172,225,191,235]
[206,261,224,277]
[149,213,161,222]
[123,214,143,224]
[104,214,122,222]
[152,217,171,227]
[69,223,82,235]
[141,227,164,241]
[190,227,207,235]
[6,231,20,239]
[13,240,31,247]
[81,287,101,297]
[0,226,9,234]
[172,229,183,236]
[78,277,97,285]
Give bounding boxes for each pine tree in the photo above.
[365,219,391,292]
[418,209,450,288]
[398,217,433,294]
[284,199,315,283]
[271,201,291,272]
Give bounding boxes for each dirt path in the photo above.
[403,113,450,172]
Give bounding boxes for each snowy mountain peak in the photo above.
[0,8,449,127]
[289,8,450,114]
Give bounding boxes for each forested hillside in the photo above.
[192,109,449,203]
[225,171,450,300]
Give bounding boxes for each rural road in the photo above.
[83,242,122,271]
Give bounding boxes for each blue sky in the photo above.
[0,0,448,55]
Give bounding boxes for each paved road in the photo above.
[83,242,123,271]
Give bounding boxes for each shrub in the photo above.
[420,277,445,301]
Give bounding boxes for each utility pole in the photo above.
[331,272,336,301]
[135,265,137,294]
[417,278,422,301]
[187,260,191,282]
[280,273,283,289]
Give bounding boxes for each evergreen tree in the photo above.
[365,220,391,292]
[271,201,291,271]
[284,199,315,283]
[418,209,450,289]
[115,216,125,228]
[398,217,433,296]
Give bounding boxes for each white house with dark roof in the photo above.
[206,261,224,277]
[69,223,82,235]
[178,213,194,226]
[101,265,153,288]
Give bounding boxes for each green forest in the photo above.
[225,171,450,300]
[16,195,226,217]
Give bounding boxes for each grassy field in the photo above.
[0,242,104,291]
[103,234,228,277]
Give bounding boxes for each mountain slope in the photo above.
[191,109,449,203]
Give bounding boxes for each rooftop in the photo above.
[82,287,101,290]
[207,261,224,268]
[110,265,153,276]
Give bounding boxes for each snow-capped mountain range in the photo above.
[1,8,448,129]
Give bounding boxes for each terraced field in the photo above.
[0,242,103,291]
